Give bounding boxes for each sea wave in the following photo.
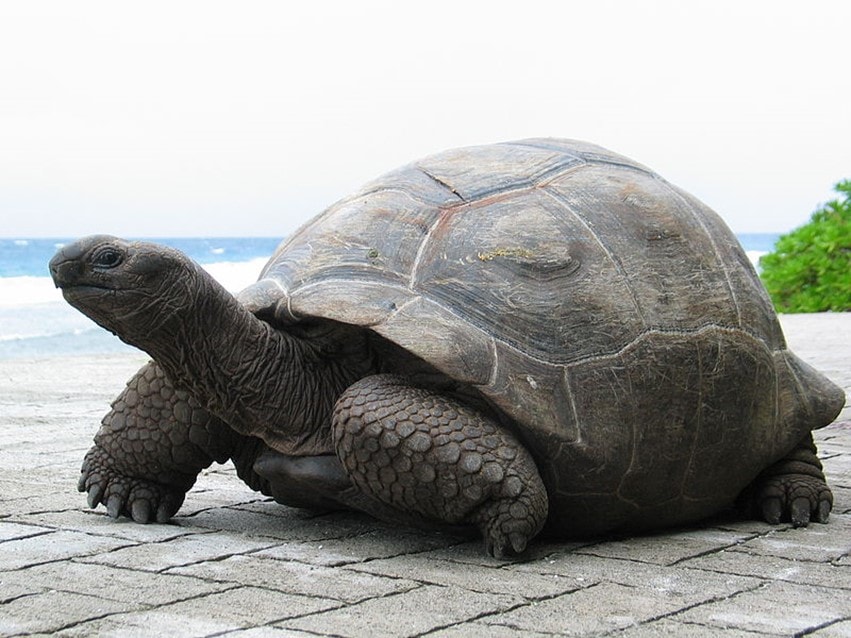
[201,257,268,293]
[0,258,269,359]
[0,258,268,308]
[0,276,63,307]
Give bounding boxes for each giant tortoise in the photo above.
[49,138,844,556]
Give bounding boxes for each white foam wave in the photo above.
[0,258,267,309]
[0,325,92,342]
[0,276,64,307]
[201,257,267,293]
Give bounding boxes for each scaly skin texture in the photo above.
[80,360,268,522]
[333,374,548,557]
[744,433,833,526]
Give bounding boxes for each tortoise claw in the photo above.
[816,499,831,524]
[106,494,123,519]
[86,483,104,509]
[131,498,152,523]
[760,497,782,525]
[790,496,812,527]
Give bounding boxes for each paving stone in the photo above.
[55,586,341,637]
[169,553,418,603]
[0,489,87,517]
[78,530,276,571]
[831,486,851,514]
[176,506,308,537]
[350,554,581,599]
[0,589,141,636]
[218,628,324,637]
[476,581,706,636]
[0,580,46,604]
[0,529,130,570]
[178,504,399,544]
[12,509,202,542]
[614,618,773,636]
[427,622,557,637]
[709,516,795,536]
[281,584,519,637]
[254,528,465,567]
[0,478,66,502]
[173,485,265,517]
[730,516,851,563]
[513,551,762,600]
[809,619,851,636]
[674,580,851,634]
[572,528,755,566]
[682,547,851,590]
[822,456,851,485]
[2,560,232,606]
[411,538,591,568]
[53,612,231,638]
[229,498,321,518]
[0,521,52,542]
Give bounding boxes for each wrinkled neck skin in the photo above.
[122,263,372,456]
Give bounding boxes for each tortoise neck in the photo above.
[144,264,327,449]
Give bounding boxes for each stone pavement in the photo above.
[0,314,849,637]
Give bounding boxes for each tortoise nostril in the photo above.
[49,258,76,287]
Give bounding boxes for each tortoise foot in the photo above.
[79,445,187,523]
[77,361,234,523]
[471,484,549,558]
[333,374,548,556]
[753,473,832,526]
[252,451,353,511]
[746,433,832,527]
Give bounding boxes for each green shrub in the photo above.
[759,180,851,313]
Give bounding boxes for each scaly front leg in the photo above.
[80,361,255,522]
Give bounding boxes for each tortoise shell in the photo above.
[240,139,841,534]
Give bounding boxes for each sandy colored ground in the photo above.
[0,314,849,636]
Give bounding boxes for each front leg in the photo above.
[332,375,548,558]
[80,361,250,522]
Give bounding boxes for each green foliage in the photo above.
[759,180,851,313]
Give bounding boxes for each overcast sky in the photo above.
[1,1,848,237]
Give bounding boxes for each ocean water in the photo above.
[0,234,779,360]
[0,237,280,360]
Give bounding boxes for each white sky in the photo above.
[1,0,849,237]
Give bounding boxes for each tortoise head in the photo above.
[49,235,202,345]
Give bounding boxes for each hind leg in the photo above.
[80,361,252,522]
[251,451,355,512]
[332,374,548,557]
[745,433,832,526]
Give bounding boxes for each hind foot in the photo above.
[252,451,354,512]
[746,433,832,527]
[333,374,548,558]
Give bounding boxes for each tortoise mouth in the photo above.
[59,283,121,307]
[59,281,119,293]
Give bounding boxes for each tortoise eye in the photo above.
[92,246,123,269]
